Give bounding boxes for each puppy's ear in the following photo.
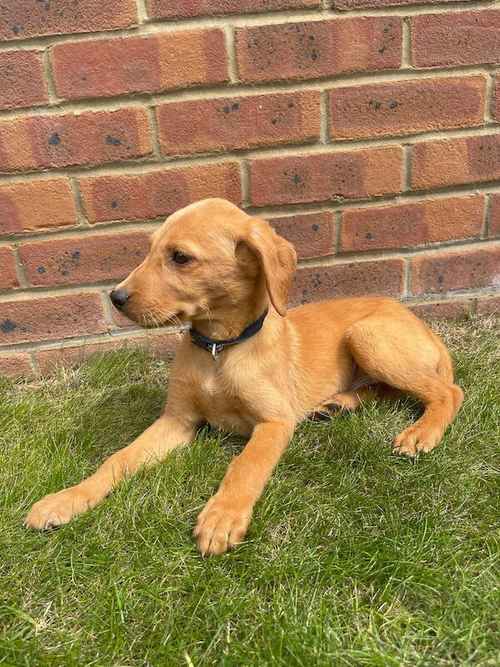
[242,218,297,316]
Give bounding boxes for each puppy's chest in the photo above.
[193,364,255,434]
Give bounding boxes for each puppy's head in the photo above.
[110,198,297,327]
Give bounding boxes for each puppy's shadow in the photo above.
[70,383,166,466]
[196,422,247,456]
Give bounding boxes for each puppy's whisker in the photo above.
[144,310,162,328]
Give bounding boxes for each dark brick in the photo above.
[269,212,335,259]
[489,194,500,238]
[79,162,242,223]
[0,294,107,345]
[250,147,403,207]
[493,76,500,122]
[410,300,474,320]
[411,247,500,295]
[52,30,228,101]
[20,232,150,287]
[333,0,455,7]
[0,0,137,41]
[236,17,402,83]
[330,76,485,140]
[148,0,319,19]
[341,196,484,252]
[291,258,404,305]
[157,91,320,156]
[0,108,152,172]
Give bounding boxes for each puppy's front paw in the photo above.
[25,487,91,530]
[393,423,442,457]
[194,495,252,556]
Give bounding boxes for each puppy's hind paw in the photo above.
[393,423,442,457]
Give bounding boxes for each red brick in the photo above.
[333,0,455,7]
[476,296,500,316]
[79,162,242,224]
[36,339,122,374]
[330,76,485,140]
[291,258,404,305]
[411,11,500,69]
[410,300,474,321]
[411,247,500,296]
[235,17,402,84]
[147,332,180,358]
[269,212,335,260]
[411,134,500,191]
[36,332,179,375]
[157,91,321,156]
[0,294,107,345]
[52,30,228,102]
[489,195,500,238]
[20,232,149,288]
[0,51,48,111]
[111,306,140,329]
[148,0,319,19]
[0,108,152,173]
[0,247,19,290]
[493,76,500,122]
[250,147,403,207]
[0,179,77,234]
[341,196,484,253]
[0,353,32,378]
[0,0,137,41]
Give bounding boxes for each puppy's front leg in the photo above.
[25,414,196,530]
[194,421,294,556]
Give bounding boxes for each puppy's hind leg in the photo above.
[309,385,378,420]
[345,315,463,456]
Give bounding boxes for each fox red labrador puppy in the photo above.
[26,198,463,554]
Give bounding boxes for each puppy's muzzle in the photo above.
[109,288,129,310]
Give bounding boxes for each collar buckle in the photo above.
[211,343,223,360]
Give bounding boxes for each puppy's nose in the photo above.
[109,288,129,309]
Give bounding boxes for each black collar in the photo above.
[189,309,269,360]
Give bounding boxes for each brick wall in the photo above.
[0,0,499,377]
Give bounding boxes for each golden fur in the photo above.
[26,198,463,555]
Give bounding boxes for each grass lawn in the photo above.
[0,316,499,666]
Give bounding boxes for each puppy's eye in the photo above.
[172,250,191,265]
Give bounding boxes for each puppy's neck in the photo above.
[191,295,271,340]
